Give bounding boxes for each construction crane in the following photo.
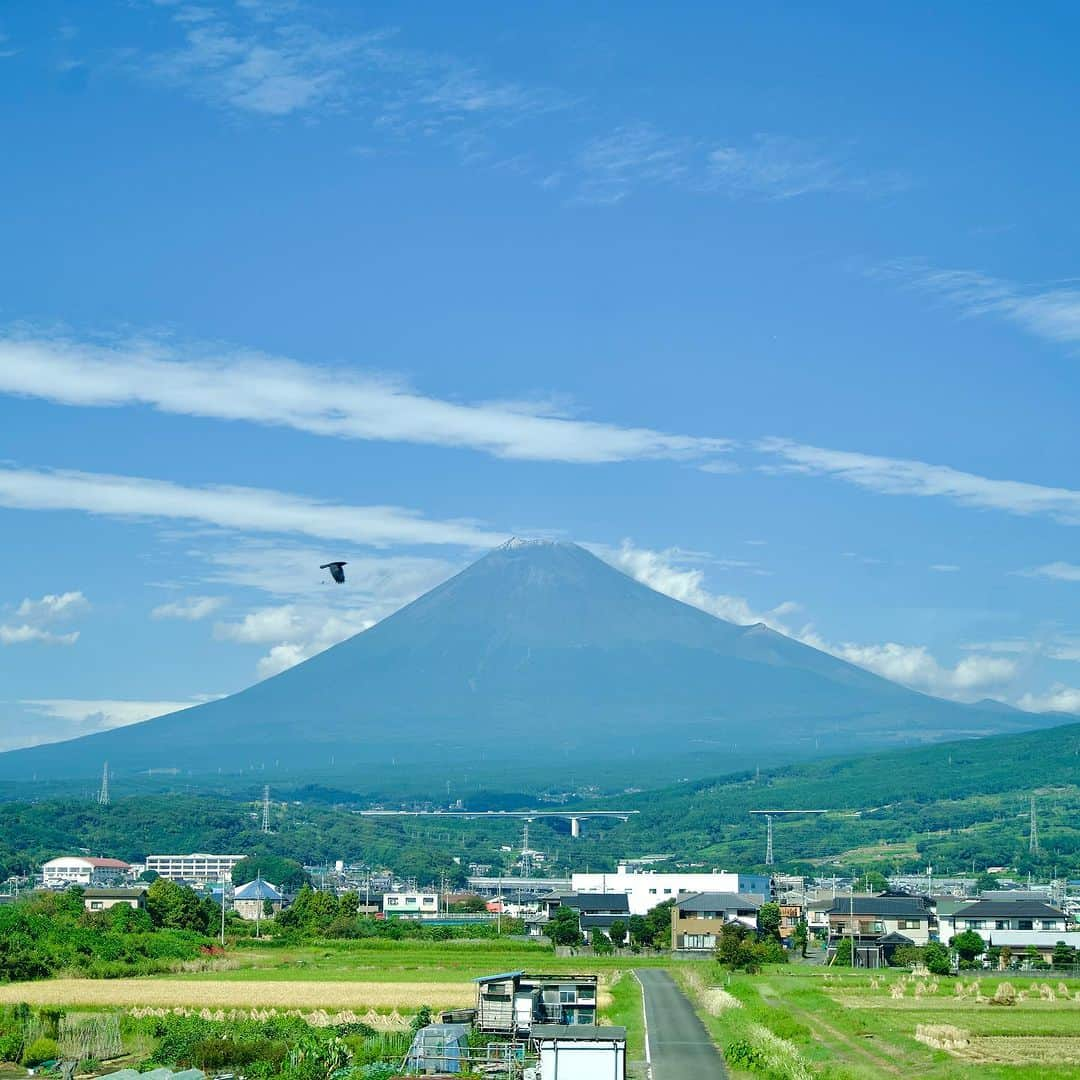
[749,809,828,865]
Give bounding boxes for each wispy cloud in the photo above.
[575,124,691,205]
[0,463,506,548]
[137,5,893,205]
[595,540,787,625]
[0,591,88,646]
[198,540,457,600]
[876,260,1080,347]
[0,334,730,465]
[1017,561,1080,582]
[1017,684,1080,715]
[575,124,901,205]
[144,1,565,130]
[200,542,457,675]
[20,697,207,731]
[962,636,1080,663]
[705,134,903,199]
[759,438,1080,525]
[0,625,80,646]
[152,594,228,620]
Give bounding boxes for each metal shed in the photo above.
[533,1025,626,1080]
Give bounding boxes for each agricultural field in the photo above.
[0,941,648,1077]
[0,939,645,1034]
[677,964,1080,1079]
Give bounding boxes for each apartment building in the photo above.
[145,852,246,884]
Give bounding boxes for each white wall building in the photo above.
[383,891,439,917]
[145,853,246,884]
[571,866,743,916]
[42,856,131,887]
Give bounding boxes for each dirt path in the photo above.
[757,983,904,1075]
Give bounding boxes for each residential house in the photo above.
[42,856,132,888]
[474,971,598,1034]
[671,892,764,952]
[233,878,284,920]
[83,887,146,912]
[826,896,932,967]
[942,899,1075,961]
[539,892,630,942]
[943,899,1069,939]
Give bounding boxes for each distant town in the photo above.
[11,843,1080,970]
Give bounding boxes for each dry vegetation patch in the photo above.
[952,1037,1080,1065]
[0,979,473,1010]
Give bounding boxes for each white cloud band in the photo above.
[0,463,506,548]
[0,336,727,465]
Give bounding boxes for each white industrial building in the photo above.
[145,852,246,884]
[571,865,768,916]
[41,856,132,887]
[383,891,439,917]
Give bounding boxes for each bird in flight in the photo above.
[320,561,347,584]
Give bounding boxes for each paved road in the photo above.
[635,969,728,1079]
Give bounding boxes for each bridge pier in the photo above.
[570,816,580,838]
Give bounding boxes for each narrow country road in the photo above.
[635,969,728,1079]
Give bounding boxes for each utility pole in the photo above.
[220,872,227,947]
[98,761,110,807]
[849,889,856,970]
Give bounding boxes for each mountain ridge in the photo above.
[0,540,1066,782]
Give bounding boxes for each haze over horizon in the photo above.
[2,2,1080,751]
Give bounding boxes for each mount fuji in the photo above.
[0,540,1060,784]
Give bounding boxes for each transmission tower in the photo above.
[97,761,110,807]
[1029,795,1039,856]
[521,821,531,879]
[749,809,828,866]
[261,785,271,834]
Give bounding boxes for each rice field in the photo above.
[0,942,622,1014]
[678,965,1080,1079]
[0,979,475,1010]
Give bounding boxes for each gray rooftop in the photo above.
[825,897,930,917]
[533,1025,626,1042]
[677,891,764,913]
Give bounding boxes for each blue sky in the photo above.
[2,0,1080,749]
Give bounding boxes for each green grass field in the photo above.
[677,964,1080,1079]
[175,938,671,982]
